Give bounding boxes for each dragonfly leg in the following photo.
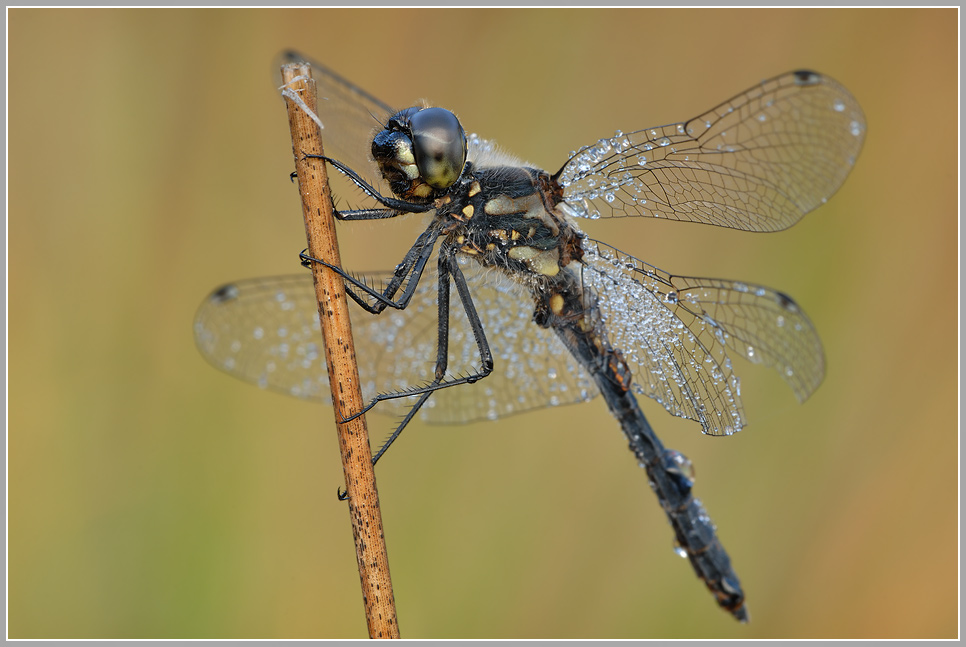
[301,152,433,215]
[364,248,495,464]
[298,221,441,314]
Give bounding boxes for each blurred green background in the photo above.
[8,8,957,640]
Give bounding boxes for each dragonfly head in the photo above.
[372,106,467,203]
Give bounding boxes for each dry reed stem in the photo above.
[280,62,399,639]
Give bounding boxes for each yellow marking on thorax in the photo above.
[483,194,518,215]
[549,293,565,315]
[508,245,560,276]
[483,192,560,235]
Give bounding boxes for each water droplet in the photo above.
[673,541,688,559]
[833,99,846,112]
[664,449,695,493]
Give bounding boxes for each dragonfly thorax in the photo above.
[437,165,585,282]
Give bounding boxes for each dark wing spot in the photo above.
[775,290,799,313]
[210,284,240,304]
[793,70,821,86]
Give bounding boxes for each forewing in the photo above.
[557,71,866,231]
[580,239,823,435]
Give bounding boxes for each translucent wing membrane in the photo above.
[194,275,330,400]
[557,71,866,231]
[580,239,824,435]
[194,238,821,436]
[194,262,597,425]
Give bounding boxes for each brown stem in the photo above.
[280,62,399,639]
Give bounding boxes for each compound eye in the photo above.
[410,107,466,190]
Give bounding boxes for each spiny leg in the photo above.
[338,247,495,426]
[299,222,441,314]
[337,251,494,500]
[303,152,434,215]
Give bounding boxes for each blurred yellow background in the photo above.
[8,7,957,640]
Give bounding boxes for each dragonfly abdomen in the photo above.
[543,272,749,621]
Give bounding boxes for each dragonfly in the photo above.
[194,51,865,622]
